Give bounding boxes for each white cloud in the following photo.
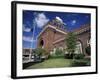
[34,13,49,28]
[23,24,31,32]
[23,27,31,32]
[23,36,36,42]
[71,20,76,25]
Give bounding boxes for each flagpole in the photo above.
[29,19,36,62]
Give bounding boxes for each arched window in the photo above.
[75,41,82,54]
[40,39,44,48]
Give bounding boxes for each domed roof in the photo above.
[48,17,67,32]
[55,16,63,23]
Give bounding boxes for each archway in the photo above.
[75,41,83,54]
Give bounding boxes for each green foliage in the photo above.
[50,48,64,58]
[71,59,90,67]
[55,48,64,56]
[71,60,87,66]
[73,54,85,59]
[85,46,91,55]
[64,54,75,59]
[66,32,77,59]
[34,48,47,56]
[85,58,91,66]
[65,32,77,58]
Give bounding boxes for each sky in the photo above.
[23,10,91,49]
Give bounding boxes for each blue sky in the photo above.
[23,10,91,49]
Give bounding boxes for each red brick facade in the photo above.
[37,22,90,55]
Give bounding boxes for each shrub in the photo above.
[73,54,85,59]
[50,48,64,58]
[34,48,48,59]
[64,54,74,59]
[71,60,88,66]
[70,58,91,67]
[85,46,91,55]
[35,48,43,56]
[55,48,64,56]
[85,58,91,66]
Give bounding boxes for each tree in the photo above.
[34,47,48,59]
[65,32,77,58]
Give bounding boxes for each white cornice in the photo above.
[37,24,67,38]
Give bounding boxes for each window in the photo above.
[40,39,44,48]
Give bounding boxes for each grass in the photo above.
[24,54,91,69]
[26,58,73,69]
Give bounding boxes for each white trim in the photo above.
[37,25,67,38]
[75,27,90,34]
[49,25,67,34]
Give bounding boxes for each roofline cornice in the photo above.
[37,25,67,38]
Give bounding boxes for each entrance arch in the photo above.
[75,41,83,54]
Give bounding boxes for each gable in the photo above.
[53,30,66,42]
[37,24,67,39]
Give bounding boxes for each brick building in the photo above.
[37,17,90,56]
